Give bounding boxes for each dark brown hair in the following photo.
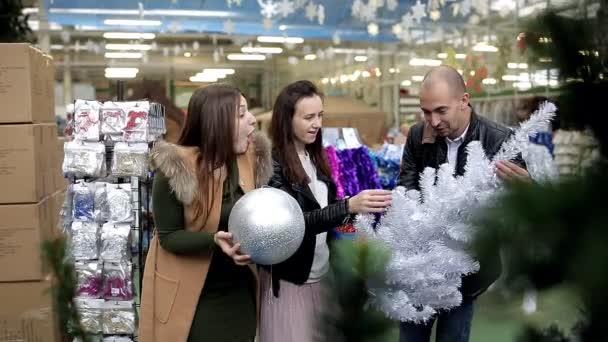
[178,84,241,219]
[270,80,331,185]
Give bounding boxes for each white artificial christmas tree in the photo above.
[357,102,557,322]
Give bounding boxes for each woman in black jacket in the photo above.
[260,80,392,341]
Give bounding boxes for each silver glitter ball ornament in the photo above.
[228,188,305,265]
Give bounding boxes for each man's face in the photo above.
[419,81,469,139]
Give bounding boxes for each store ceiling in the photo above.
[44,0,499,42]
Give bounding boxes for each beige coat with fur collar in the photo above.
[139,133,272,342]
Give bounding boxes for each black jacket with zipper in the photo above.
[397,109,526,298]
[261,150,350,297]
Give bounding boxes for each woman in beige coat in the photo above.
[139,84,272,341]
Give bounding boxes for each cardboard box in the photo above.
[0,280,58,341]
[0,124,56,204]
[0,198,52,282]
[0,43,54,124]
[20,307,60,342]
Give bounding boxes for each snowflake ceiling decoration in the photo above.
[305,1,318,22]
[278,0,295,18]
[411,0,428,24]
[258,0,279,18]
[318,4,326,25]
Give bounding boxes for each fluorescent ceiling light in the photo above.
[513,81,532,90]
[50,8,235,18]
[241,46,283,54]
[227,53,266,61]
[362,71,371,78]
[28,20,63,30]
[455,53,466,59]
[482,78,497,85]
[279,25,287,31]
[257,36,304,44]
[409,58,442,67]
[473,43,498,52]
[437,53,448,59]
[103,32,156,40]
[304,54,317,61]
[502,75,519,81]
[321,78,329,84]
[354,55,368,62]
[22,7,38,15]
[184,52,192,57]
[50,44,64,50]
[518,63,528,69]
[105,67,139,79]
[330,78,337,84]
[203,68,236,75]
[190,75,218,83]
[340,75,349,83]
[389,68,400,73]
[401,80,412,86]
[105,43,152,51]
[104,19,162,26]
[104,52,143,59]
[412,75,424,82]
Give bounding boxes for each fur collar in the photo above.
[150,132,273,205]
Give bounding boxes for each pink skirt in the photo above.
[259,268,326,342]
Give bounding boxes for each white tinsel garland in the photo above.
[358,102,556,323]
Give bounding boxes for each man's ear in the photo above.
[461,92,470,110]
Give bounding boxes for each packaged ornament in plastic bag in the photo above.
[75,298,104,333]
[60,185,74,234]
[63,141,106,178]
[75,261,103,298]
[74,100,101,141]
[107,184,132,222]
[123,101,150,143]
[102,300,136,335]
[111,142,149,178]
[73,182,95,221]
[101,101,127,137]
[94,182,110,222]
[100,223,131,261]
[102,261,134,300]
[71,221,99,260]
[103,337,133,342]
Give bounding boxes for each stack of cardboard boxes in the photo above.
[0,43,65,341]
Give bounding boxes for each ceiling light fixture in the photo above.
[354,55,368,62]
[104,19,162,26]
[104,52,143,59]
[227,53,266,61]
[105,43,152,51]
[103,32,156,39]
[304,54,317,60]
[105,67,139,79]
[472,42,499,52]
[241,46,283,54]
[257,36,304,44]
[409,58,442,67]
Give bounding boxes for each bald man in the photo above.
[397,66,529,342]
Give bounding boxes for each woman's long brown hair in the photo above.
[178,84,241,221]
[270,80,331,185]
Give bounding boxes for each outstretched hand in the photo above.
[214,231,252,266]
[496,161,531,183]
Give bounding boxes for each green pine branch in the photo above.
[42,236,92,342]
